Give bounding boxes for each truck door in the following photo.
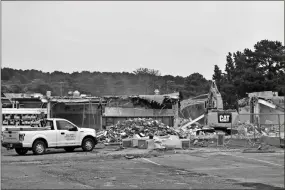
[42,120,57,147]
[56,120,80,147]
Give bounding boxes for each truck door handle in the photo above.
[61,132,65,135]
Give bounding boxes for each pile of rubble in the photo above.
[231,121,279,139]
[235,122,260,137]
[97,118,187,143]
[96,117,218,144]
[97,117,279,145]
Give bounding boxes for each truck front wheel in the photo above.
[15,148,28,155]
[32,140,46,155]
[82,138,95,152]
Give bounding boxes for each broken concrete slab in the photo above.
[181,114,205,131]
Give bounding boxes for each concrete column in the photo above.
[173,102,179,127]
[254,101,260,126]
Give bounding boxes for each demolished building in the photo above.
[50,96,107,130]
[179,94,208,124]
[1,90,181,131]
[238,91,284,126]
[2,93,44,108]
[248,91,284,125]
[102,92,180,129]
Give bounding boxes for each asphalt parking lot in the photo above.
[1,146,284,189]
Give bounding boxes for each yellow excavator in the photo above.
[204,81,239,133]
[180,81,238,134]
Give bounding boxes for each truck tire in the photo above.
[64,147,76,152]
[15,148,28,155]
[82,138,95,152]
[32,140,46,155]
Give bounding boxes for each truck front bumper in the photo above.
[2,142,23,149]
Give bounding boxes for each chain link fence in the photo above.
[223,113,284,148]
[188,113,284,149]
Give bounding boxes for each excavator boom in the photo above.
[206,81,223,110]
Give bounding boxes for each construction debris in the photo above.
[154,135,182,149]
[231,120,281,140]
[97,118,184,143]
[234,121,262,138]
[97,119,226,150]
[180,114,205,131]
[97,114,281,149]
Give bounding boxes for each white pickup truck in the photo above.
[2,118,97,155]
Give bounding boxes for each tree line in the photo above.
[212,39,285,109]
[1,67,210,99]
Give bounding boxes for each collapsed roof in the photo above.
[2,92,181,107]
[103,92,180,105]
[50,96,106,105]
[245,91,284,112]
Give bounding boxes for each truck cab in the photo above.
[2,118,97,155]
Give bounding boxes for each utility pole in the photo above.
[46,91,51,118]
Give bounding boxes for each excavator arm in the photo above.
[206,81,223,110]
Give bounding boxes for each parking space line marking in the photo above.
[220,153,283,167]
[194,165,268,171]
[142,158,161,166]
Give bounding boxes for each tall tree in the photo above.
[214,39,285,108]
[253,40,285,92]
[212,65,223,91]
[184,73,209,97]
[225,53,235,81]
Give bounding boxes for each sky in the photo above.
[2,1,284,79]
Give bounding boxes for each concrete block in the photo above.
[217,134,225,146]
[161,135,182,149]
[146,139,155,150]
[122,139,132,148]
[181,139,190,149]
[138,139,147,149]
[132,139,138,147]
